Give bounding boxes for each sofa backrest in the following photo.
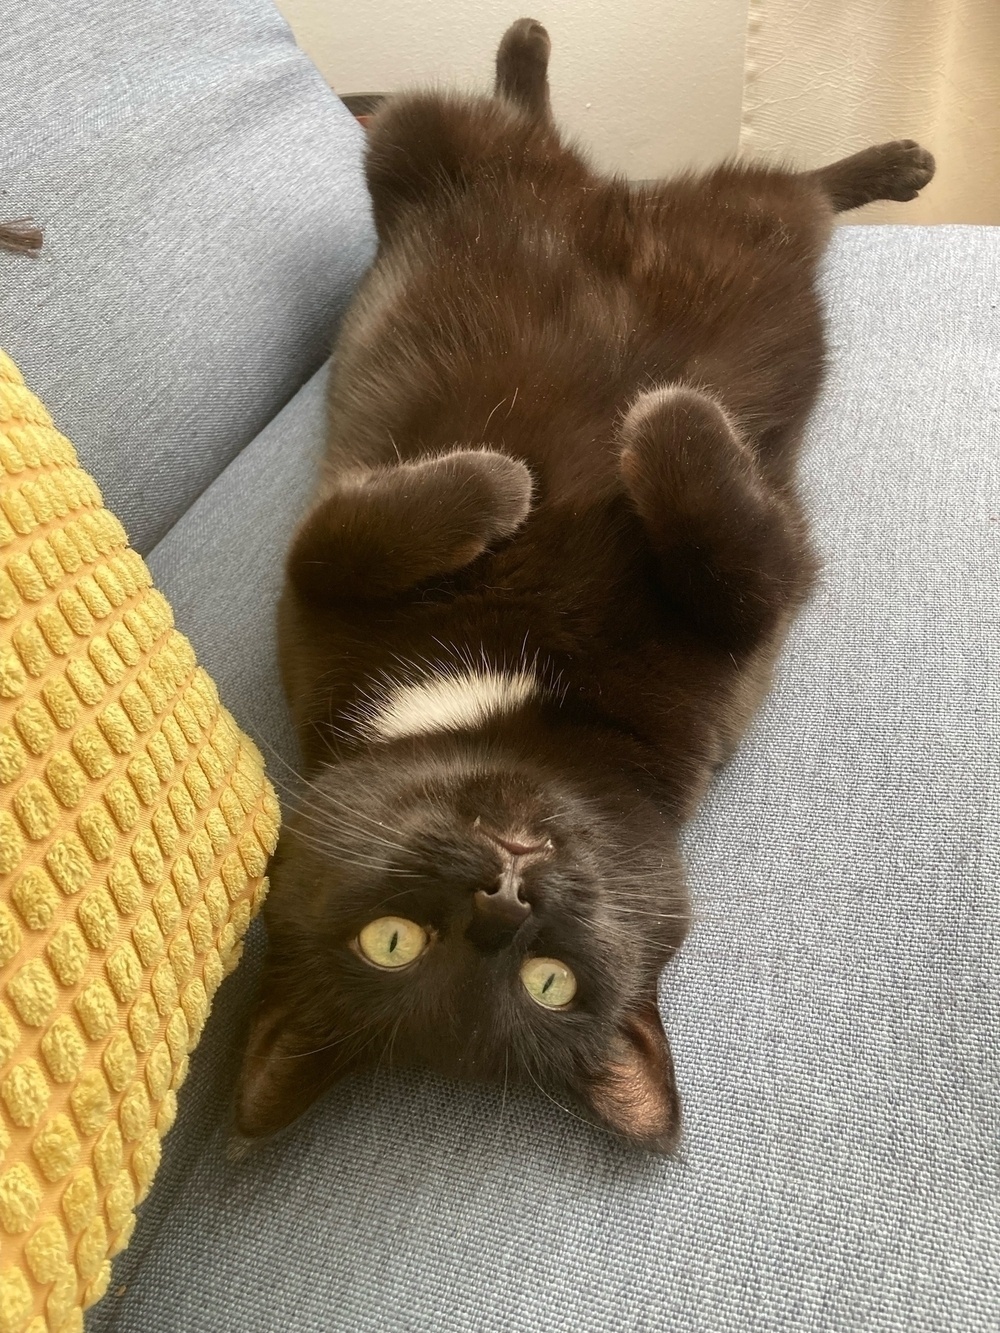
[0,0,375,554]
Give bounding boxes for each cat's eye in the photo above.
[356,917,429,969]
[519,956,577,1009]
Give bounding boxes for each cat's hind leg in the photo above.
[495,18,552,121]
[618,387,815,654]
[366,18,558,243]
[808,140,935,213]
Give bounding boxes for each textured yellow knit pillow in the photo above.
[0,351,280,1333]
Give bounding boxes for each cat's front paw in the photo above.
[433,448,534,544]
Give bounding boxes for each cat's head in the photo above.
[236,721,688,1153]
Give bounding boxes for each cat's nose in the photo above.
[473,879,531,927]
[467,823,549,949]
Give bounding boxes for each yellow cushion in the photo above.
[0,350,279,1332]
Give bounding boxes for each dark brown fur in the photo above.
[0,220,43,255]
[237,22,934,1151]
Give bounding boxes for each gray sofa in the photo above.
[2,1,997,1329]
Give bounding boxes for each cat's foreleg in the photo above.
[617,386,814,653]
[287,449,532,600]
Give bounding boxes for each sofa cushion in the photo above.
[90,224,1000,1333]
[144,368,331,769]
[0,0,373,554]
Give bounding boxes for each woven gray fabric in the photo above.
[0,0,373,554]
[144,363,330,769]
[92,223,999,1333]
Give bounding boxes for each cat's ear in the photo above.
[577,997,681,1153]
[235,983,369,1138]
[288,448,533,600]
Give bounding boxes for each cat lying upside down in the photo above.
[236,19,934,1151]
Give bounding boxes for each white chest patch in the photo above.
[358,668,542,742]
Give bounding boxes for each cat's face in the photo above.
[237,729,689,1152]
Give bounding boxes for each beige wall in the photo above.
[742,0,1000,224]
[274,0,750,179]
[276,0,1000,222]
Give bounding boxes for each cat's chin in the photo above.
[315,727,604,862]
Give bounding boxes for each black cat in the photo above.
[237,19,934,1151]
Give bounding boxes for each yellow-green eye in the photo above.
[520,957,577,1008]
[357,917,428,969]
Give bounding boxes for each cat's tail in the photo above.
[495,18,552,122]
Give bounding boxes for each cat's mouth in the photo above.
[475,821,554,861]
[474,817,553,866]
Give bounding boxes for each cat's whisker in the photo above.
[366,883,429,914]
[601,886,682,901]
[253,737,417,850]
[313,790,414,845]
[282,828,418,876]
[300,815,412,857]
[279,1013,390,1061]
[323,816,412,854]
[600,871,675,882]
[249,732,313,786]
[610,910,694,922]
[388,1014,405,1069]
[607,905,691,916]
[519,1059,603,1135]
[378,1013,406,1091]
[496,1048,510,1142]
[255,754,403,840]
[283,793,415,854]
